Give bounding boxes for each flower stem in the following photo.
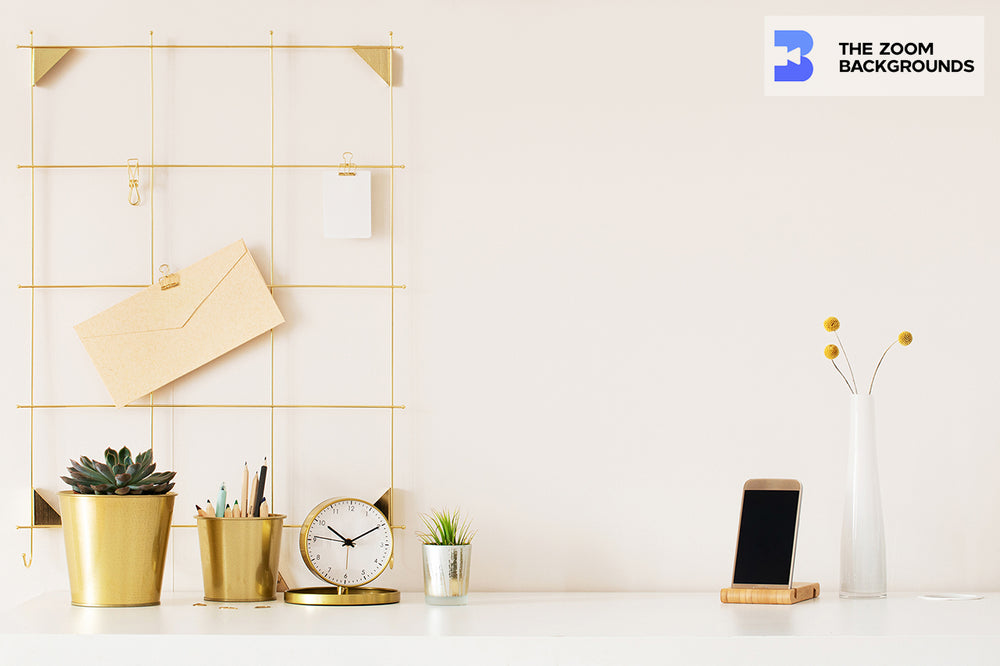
[834,331,858,393]
[831,360,855,393]
[868,340,897,394]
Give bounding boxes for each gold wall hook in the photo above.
[158,264,180,290]
[127,158,141,205]
[339,151,357,176]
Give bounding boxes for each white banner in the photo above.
[764,16,984,96]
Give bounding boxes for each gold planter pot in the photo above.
[58,491,176,607]
[197,514,285,602]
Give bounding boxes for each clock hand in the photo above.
[350,525,381,542]
[328,525,355,546]
[313,535,344,543]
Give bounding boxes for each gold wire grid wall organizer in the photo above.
[16,31,406,568]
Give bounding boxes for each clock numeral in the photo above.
[318,519,326,526]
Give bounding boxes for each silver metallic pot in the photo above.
[422,544,471,605]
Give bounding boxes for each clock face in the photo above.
[300,498,393,588]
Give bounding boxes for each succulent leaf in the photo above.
[119,446,133,466]
[69,461,106,482]
[94,461,115,479]
[104,447,119,467]
[144,471,176,485]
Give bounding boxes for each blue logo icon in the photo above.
[774,30,813,81]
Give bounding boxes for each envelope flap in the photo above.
[75,240,252,339]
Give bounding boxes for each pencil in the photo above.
[195,504,208,517]
[233,500,241,518]
[240,462,249,516]
[224,503,233,518]
[259,499,269,518]
[205,500,216,517]
[248,472,258,516]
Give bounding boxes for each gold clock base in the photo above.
[283,586,401,606]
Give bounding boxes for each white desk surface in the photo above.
[2,591,997,665]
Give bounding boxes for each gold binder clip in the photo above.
[338,152,357,176]
[127,158,141,206]
[158,264,180,290]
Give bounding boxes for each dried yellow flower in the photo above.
[824,317,840,332]
[824,344,840,360]
[898,331,913,346]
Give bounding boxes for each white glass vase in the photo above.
[840,394,887,598]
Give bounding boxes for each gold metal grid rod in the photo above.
[18,163,404,169]
[17,403,405,409]
[389,30,397,552]
[17,283,406,289]
[269,29,276,514]
[17,44,403,50]
[23,30,35,569]
[148,30,156,464]
[18,283,148,288]
[17,522,405,530]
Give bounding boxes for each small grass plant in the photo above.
[416,508,476,546]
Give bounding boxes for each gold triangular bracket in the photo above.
[353,47,391,85]
[374,488,392,521]
[33,490,61,526]
[33,47,71,85]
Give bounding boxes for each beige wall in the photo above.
[1,0,998,610]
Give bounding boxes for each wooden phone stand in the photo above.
[720,582,819,605]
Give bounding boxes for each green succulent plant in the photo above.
[61,446,176,495]
[416,508,476,546]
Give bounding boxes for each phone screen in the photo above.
[732,489,800,586]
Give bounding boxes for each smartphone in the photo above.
[731,479,802,589]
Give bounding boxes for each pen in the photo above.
[253,459,268,518]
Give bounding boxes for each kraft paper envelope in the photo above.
[75,239,284,407]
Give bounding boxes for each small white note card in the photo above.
[323,170,372,239]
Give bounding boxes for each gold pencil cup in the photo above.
[59,491,176,607]
[197,514,285,602]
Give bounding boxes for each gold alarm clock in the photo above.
[284,497,400,606]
